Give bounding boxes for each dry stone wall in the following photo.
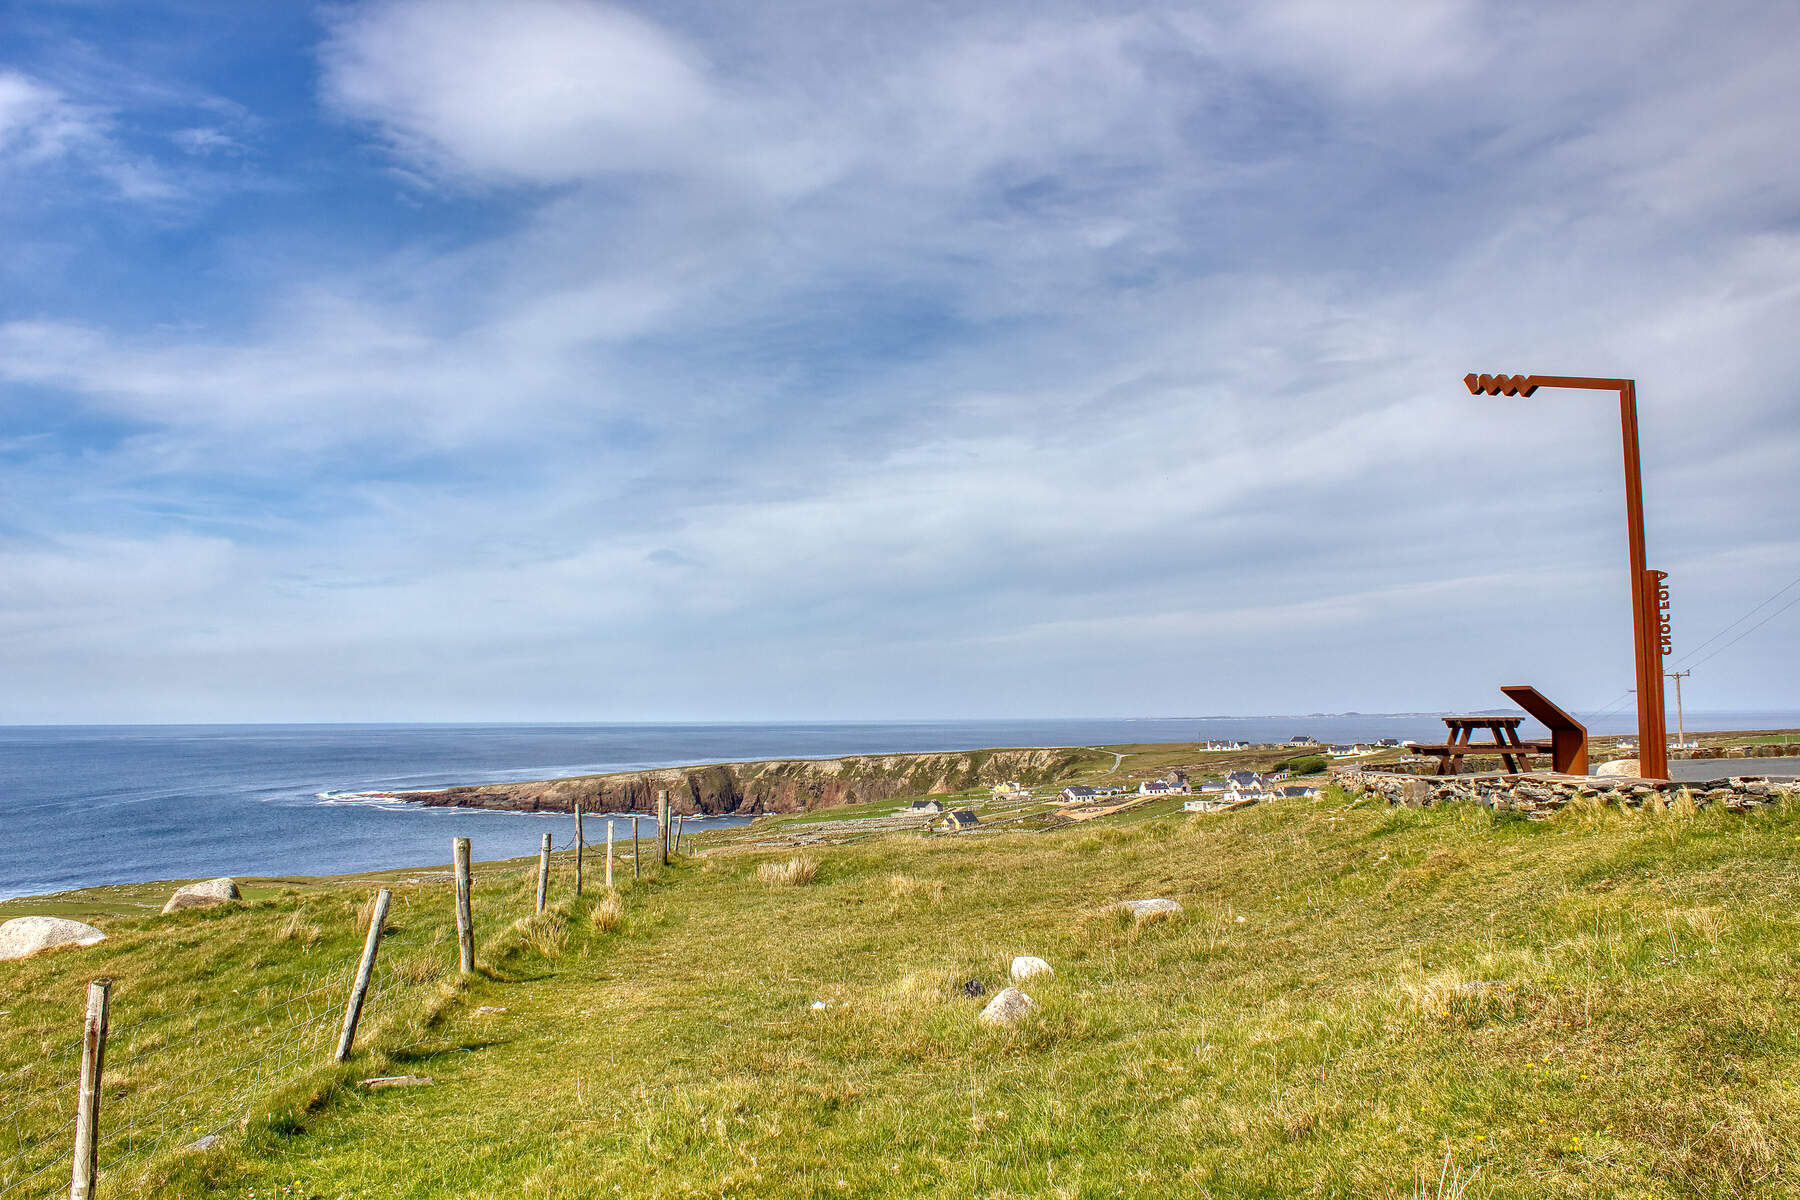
[1336,766,1797,820]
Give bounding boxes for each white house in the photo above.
[909,798,944,814]
[1202,740,1248,752]
[1059,785,1099,804]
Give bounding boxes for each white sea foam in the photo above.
[313,791,413,811]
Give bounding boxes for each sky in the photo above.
[1,0,1797,725]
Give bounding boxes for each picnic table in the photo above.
[1405,716,1550,775]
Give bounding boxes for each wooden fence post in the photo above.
[536,832,551,914]
[632,817,640,879]
[658,790,670,866]
[605,819,615,889]
[674,815,684,857]
[335,888,391,1062]
[574,803,584,897]
[69,977,110,1200]
[453,837,474,975]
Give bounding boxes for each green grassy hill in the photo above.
[5,790,1799,1198]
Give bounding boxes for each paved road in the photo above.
[1669,757,1800,781]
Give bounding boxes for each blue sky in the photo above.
[2,0,1797,724]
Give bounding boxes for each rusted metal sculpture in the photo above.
[1500,685,1588,775]
[1464,373,1668,779]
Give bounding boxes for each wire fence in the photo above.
[0,906,445,1200]
[1,832,634,1199]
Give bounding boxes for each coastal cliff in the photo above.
[392,747,1096,816]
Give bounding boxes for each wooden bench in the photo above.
[1401,689,1590,776]
[1406,716,1546,775]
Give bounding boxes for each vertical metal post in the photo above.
[335,888,391,1062]
[1617,381,1668,779]
[70,978,111,1200]
[453,838,474,975]
[631,817,640,879]
[605,819,614,889]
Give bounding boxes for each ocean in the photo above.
[2,713,1796,901]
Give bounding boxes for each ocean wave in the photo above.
[313,790,416,812]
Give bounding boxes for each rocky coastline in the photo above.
[385,746,1092,817]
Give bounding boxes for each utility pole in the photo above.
[1666,669,1690,749]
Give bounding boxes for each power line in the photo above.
[1671,569,1800,670]
[1684,587,1800,671]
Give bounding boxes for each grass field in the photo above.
[5,788,1800,1198]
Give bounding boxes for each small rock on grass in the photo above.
[978,987,1036,1027]
[1113,898,1182,920]
[189,1134,221,1151]
[1010,955,1053,982]
[475,1005,507,1014]
[960,979,987,998]
[361,1075,434,1089]
[162,877,241,914]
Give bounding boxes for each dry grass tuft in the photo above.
[513,912,568,959]
[356,891,385,934]
[886,873,943,905]
[590,890,624,932]
[278,908,321,945]
[1407,1151,1481,1199]
[396,955,443,986]
[1668,788,1699,821]
[757,857,818,887]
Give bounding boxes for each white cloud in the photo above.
[0,70,102,165]
[320,0,728,185]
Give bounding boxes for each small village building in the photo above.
[1202,740,1248,751]
[1376,737,1401,747]
[1182,798,1213,812]
[1138,779,1182,796]
[1290,735,1319,745]
[990,781,1028,799]
[909,799,944,814]
[1280,784,1321,799]
[942,809,979,831]
[1327,744,1358,757]
[1199,779,1226,793]
[1059,785,1099,804]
